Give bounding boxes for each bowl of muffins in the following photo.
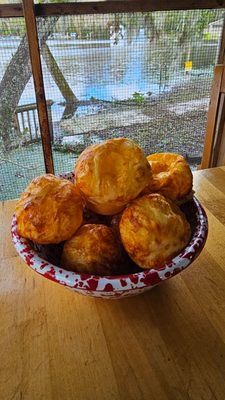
[11,138,208,299]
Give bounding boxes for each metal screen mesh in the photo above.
[0,0,22,3]
[0,9,224,200]
[0,17,46,200]
[39,10,225,175]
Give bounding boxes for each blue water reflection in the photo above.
[0,33,217,106]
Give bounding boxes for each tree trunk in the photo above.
[0,17,58,152]
[62,102,78,120]
[144,13,160,42]
[42,42,77,103]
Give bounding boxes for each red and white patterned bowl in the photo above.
[11,193,208,299]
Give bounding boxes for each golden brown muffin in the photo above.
[15,174,83,244]
[144,153,193,201]
[119,193,191,269]
[61,224,123,275]
[75,138,152,215]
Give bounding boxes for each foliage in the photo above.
[131,92,145,105]
[0,18,26,37]
[144,9,223,40]
[195,9,223,34]
[2,9,222,42]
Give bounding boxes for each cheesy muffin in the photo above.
[119,193,191,269]
[15,174,83,244]
[61,224,123,275]
[75,138,152,215]
[144,153,193,202]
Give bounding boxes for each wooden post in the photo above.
[200,65,224,168]
[217,16,225,64]
[22,0,54,174]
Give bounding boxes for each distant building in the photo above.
[204,19,224,39]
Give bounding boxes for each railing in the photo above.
[14,100,54,143]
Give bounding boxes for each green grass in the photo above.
[0,143,78,200]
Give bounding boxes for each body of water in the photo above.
[0,31,218,125]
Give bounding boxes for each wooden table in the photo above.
[1,167,225,400]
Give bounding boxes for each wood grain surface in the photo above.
[1,167,225,400]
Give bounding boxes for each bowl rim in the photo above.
[11,196,208,293]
